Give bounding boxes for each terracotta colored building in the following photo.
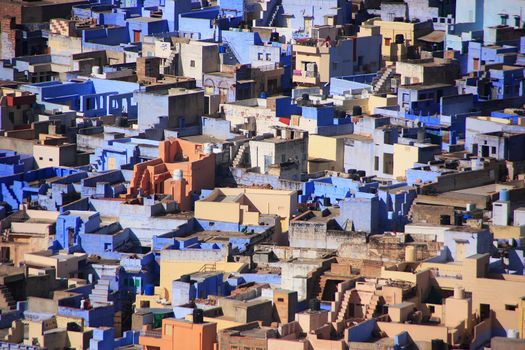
[127,138,215,211]
[139,315,217,350]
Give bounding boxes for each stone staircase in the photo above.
[365,291,384,319]
[267,0,282,27]
[336,289,352,322]
[232,143,249,168]
[1,184,19,212]
[221,38,241,65]
[316,275,329,300]
[198,263,216,273]
[0,286,16,310]
[372,65,396,94]
[89,277,113,307]
[164,50,177,75]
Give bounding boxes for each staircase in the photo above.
[221,38,241,65]
[267,0,282,27]
[316,275,329,300]
[372,66,396,94]
[198,263,216,273]
[232,143,249,168]
[89,277,113,308]
[365,291,384,319]
[164,50,177,75]
[336,289,352,322]
[0,286,16,310]
[1,184,19,211]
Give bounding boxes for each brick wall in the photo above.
[0,16,17,60]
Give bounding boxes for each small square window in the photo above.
[429,305,435,313]
[505,304,517,311]
[277,297,284,302]
[39,157,43,160]
[190,60,195,67]
[265,53,271,61]
[49,158,53,162]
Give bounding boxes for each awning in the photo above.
[418,31,445,43]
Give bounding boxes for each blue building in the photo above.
[90,137,160,172]
[21,79,139,119]
[0,167,87,212]
[0,151,34,177]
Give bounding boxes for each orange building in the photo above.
[139,314,217,350]
[127,138,215,211]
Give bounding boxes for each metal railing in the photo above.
[141,330,162,338]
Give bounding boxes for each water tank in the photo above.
[454,212,463,226]
[193,308,204,324]
[466,203,476,212]
[144,284,154,296]
[259,91,268,99]
[449,130,457,145]
[180,274,191,283]
[500,189,510,202]
[507,329,519,339]
[219,45,226,53]
[309,298,320,311]
[395,34,405,44]
[431,339,445,350]
[204,143,213,154]
[471,158,482,170]
[352,105,362,116]
[440,215,451,225]
[453,286,465,299]
[405,246,416,262]
[172,169,183,181]
[417,129,425,142]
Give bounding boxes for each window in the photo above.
[48,158,53,162]
[277,298,284,302]
[258,52,263,60]
[383,153,394,175]
[505,304,517,311]
[265,53,272,61]
[384,38,391,46]
[39,157,43,161]
[374,156,379,171]
[190,60,195,67]
[480,304,490,320]
[244,347,251,350]
[429,305,435,313]
[8,112,14,124]
[230,346,238,350]
[491,146,496,154]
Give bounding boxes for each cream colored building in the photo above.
[177,41,219,86]
[393,142,440,179]
[195,187,298,231]
[293,29,381,85]
[307,134,346,173]
[33,142,77,168]
[365,18,434,64]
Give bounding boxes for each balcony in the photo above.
[292,70,320,85]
